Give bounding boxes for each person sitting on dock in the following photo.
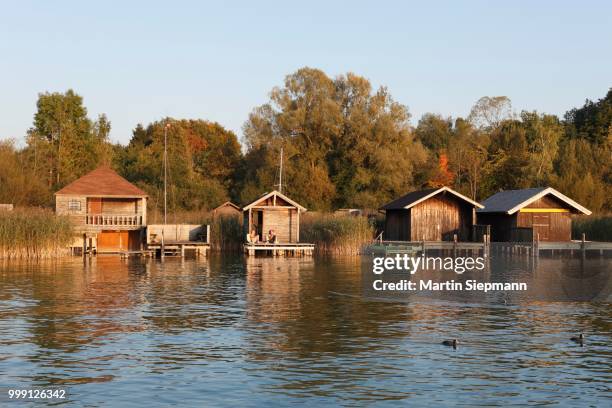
[247,228,259,244]
[266,229,277,244]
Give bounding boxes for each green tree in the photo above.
[25,90,111,189]
[520,111,563,185]
[468,96,513,130]
[564,88,612,145]
[241,67,425,209]
[415,113,453,151]
[447,118,489,199]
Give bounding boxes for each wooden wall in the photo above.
[478,195,574,242]
[56,195,146,234]
[214,205,240,217]
[261,208,297,243]
[516,212,571,241]
[525,196,567,209]
[384,194,474,242]
[101,198,138,214]
[476,213,517,242]
[410,195,472,241]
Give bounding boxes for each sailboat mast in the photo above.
[278,147,283,193]
[163,123,169,225]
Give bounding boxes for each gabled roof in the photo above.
[214,201,240,211]
[380,187,483,210]
[477,187,591,215]
[242,190,307,212]
[55,166,148,197]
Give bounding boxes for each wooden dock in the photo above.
[147,241,210,257]
[365,238,612,257]
[119,250,155,259]
[244,243,315,257]
[366,241,488,256]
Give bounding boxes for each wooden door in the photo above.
[97,231,129,252]
[532,214,550,241]
[88,198,102,214]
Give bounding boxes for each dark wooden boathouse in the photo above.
[477,187,591,242]
[380,187,484,241]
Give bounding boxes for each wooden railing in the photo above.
[85,213,143,227]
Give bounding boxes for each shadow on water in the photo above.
[0,254,610,406]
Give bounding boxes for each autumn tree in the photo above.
[118,119,242,212]
[0,140,50,206]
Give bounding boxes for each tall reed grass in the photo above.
[0,208,74,259]
[300,213,375,255]
[572,215,612,242]
[205,215,243,251]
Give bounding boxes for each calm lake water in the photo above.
[0,255,610,406]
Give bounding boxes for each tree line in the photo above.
[1,67,610,213]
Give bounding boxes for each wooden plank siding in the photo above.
[384,194,475,242]
[476,213,517,242]
[478,195,574,242]
[242,191,306,244]
[56,195,146,234]
[516,211,571,241]
[410,195,473,241]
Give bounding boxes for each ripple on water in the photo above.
[0,256,610,406]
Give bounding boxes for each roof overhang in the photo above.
[55,193,148,198]
[505,187,591,215]
[242,190,307,212]
[381,186,484,210]
[214,201,240,211]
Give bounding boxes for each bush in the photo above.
[572,215,612,242]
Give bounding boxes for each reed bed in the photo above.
[0,208,74,259]
[205,215,243,251]
[572,215,612,242]
[300,213,375,255]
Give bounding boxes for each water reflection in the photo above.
[0,255,610,406]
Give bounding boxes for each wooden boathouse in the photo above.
[213,201,241,218]
[242,190,314,256]
[55,166,147,253]
[380,186,484,242]
[477,187,591,242]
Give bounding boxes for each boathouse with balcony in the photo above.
[55,166,147,253]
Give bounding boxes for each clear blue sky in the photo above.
[1,0,610,145]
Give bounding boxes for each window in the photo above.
[68,199,81,211]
